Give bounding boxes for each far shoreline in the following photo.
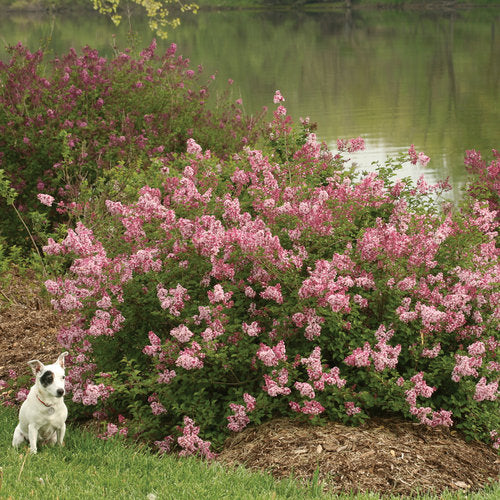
[2,0,499,15]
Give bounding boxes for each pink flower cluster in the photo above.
[227,393,256,432]
[421,343,442,359]
[16,388,29,402]
[464,149,500,215]
[269,91,291,137]
[158,369,177,384]
[260,283,283,304]
[337,137,365,153]
[343,343,372,367]
[294,381,316,399]
[186,138,202,156]
[143,331,162,357]
[403,373,453,427]
[242,321,261,337]
[298,254,360,314]
[73,382,114,406]
[292,308,325,341]
[300,347,346,390]
[207,284,233,304]
[157,284,190,316]
[256,340,287,367]
[170,324,194,343]
[345,401,362,416]
[148,394,168,415]
[452,354,483,382]
[273,90,285,104]
[405,372,435,406]
[408,144,430,167]
[289,399,325,415]
[154,435,174,454]
[98,422,128,440]
[37,193,55,206]
[175,342,205,370]
[177,416,216,459]
[490,430,500,450]
[262,368,291,397]
[474,377,498,402]
[344,325,401,372]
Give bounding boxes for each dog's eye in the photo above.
[62,376,66,380]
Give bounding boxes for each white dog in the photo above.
[12,352,69,454]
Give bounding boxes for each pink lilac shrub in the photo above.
[0,42,265,249]
[40,92,500,455]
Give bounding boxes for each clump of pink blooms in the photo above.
[256,340,287,366]
[98,421,128,440]
[37,89,500,454]
[37,193,55,207]
[157,284,190,316]
[344,324,401,372]
[73,382,114,406]
[408,144,431,167]
[337,137,365,153]
[474,377,498,402]
[402,372,453,427]
[345,401,362,416]
[177,416,216,459]
[16,388,29,402]
[227,393,256,432]
[490,430,500,450]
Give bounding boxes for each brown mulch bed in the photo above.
[0,303,67,380]
[0,271,69,380]
[1,272,499,496]
[220,418,499,496]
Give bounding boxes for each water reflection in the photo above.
[1,7,498,196]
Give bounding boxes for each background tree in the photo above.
[92,0,198,38]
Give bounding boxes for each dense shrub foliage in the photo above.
[0,42,264,249]
[24,92,497,456]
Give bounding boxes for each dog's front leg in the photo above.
[28,424,39,454]
[57,423,66,446]
[12,424,26,448]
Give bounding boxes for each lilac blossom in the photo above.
[37,193,55,206]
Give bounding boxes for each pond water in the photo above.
[1,7,499,198]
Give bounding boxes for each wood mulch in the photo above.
[0,271,67,381]
[1,271,499,496]
[219,417,499,496]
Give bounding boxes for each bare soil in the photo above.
[1,272,498,497]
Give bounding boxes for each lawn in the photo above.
[0,405,331,500]
[1,405,499,499]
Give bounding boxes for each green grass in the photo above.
[0,405,498,499]
[0,405,331,500]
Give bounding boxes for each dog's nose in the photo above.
[56,389,64,397]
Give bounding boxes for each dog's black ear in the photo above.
[57,351,69,369]
[28,360,44,376]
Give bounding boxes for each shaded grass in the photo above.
[0,405,498,499]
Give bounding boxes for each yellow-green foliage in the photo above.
[92,0,198,38]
